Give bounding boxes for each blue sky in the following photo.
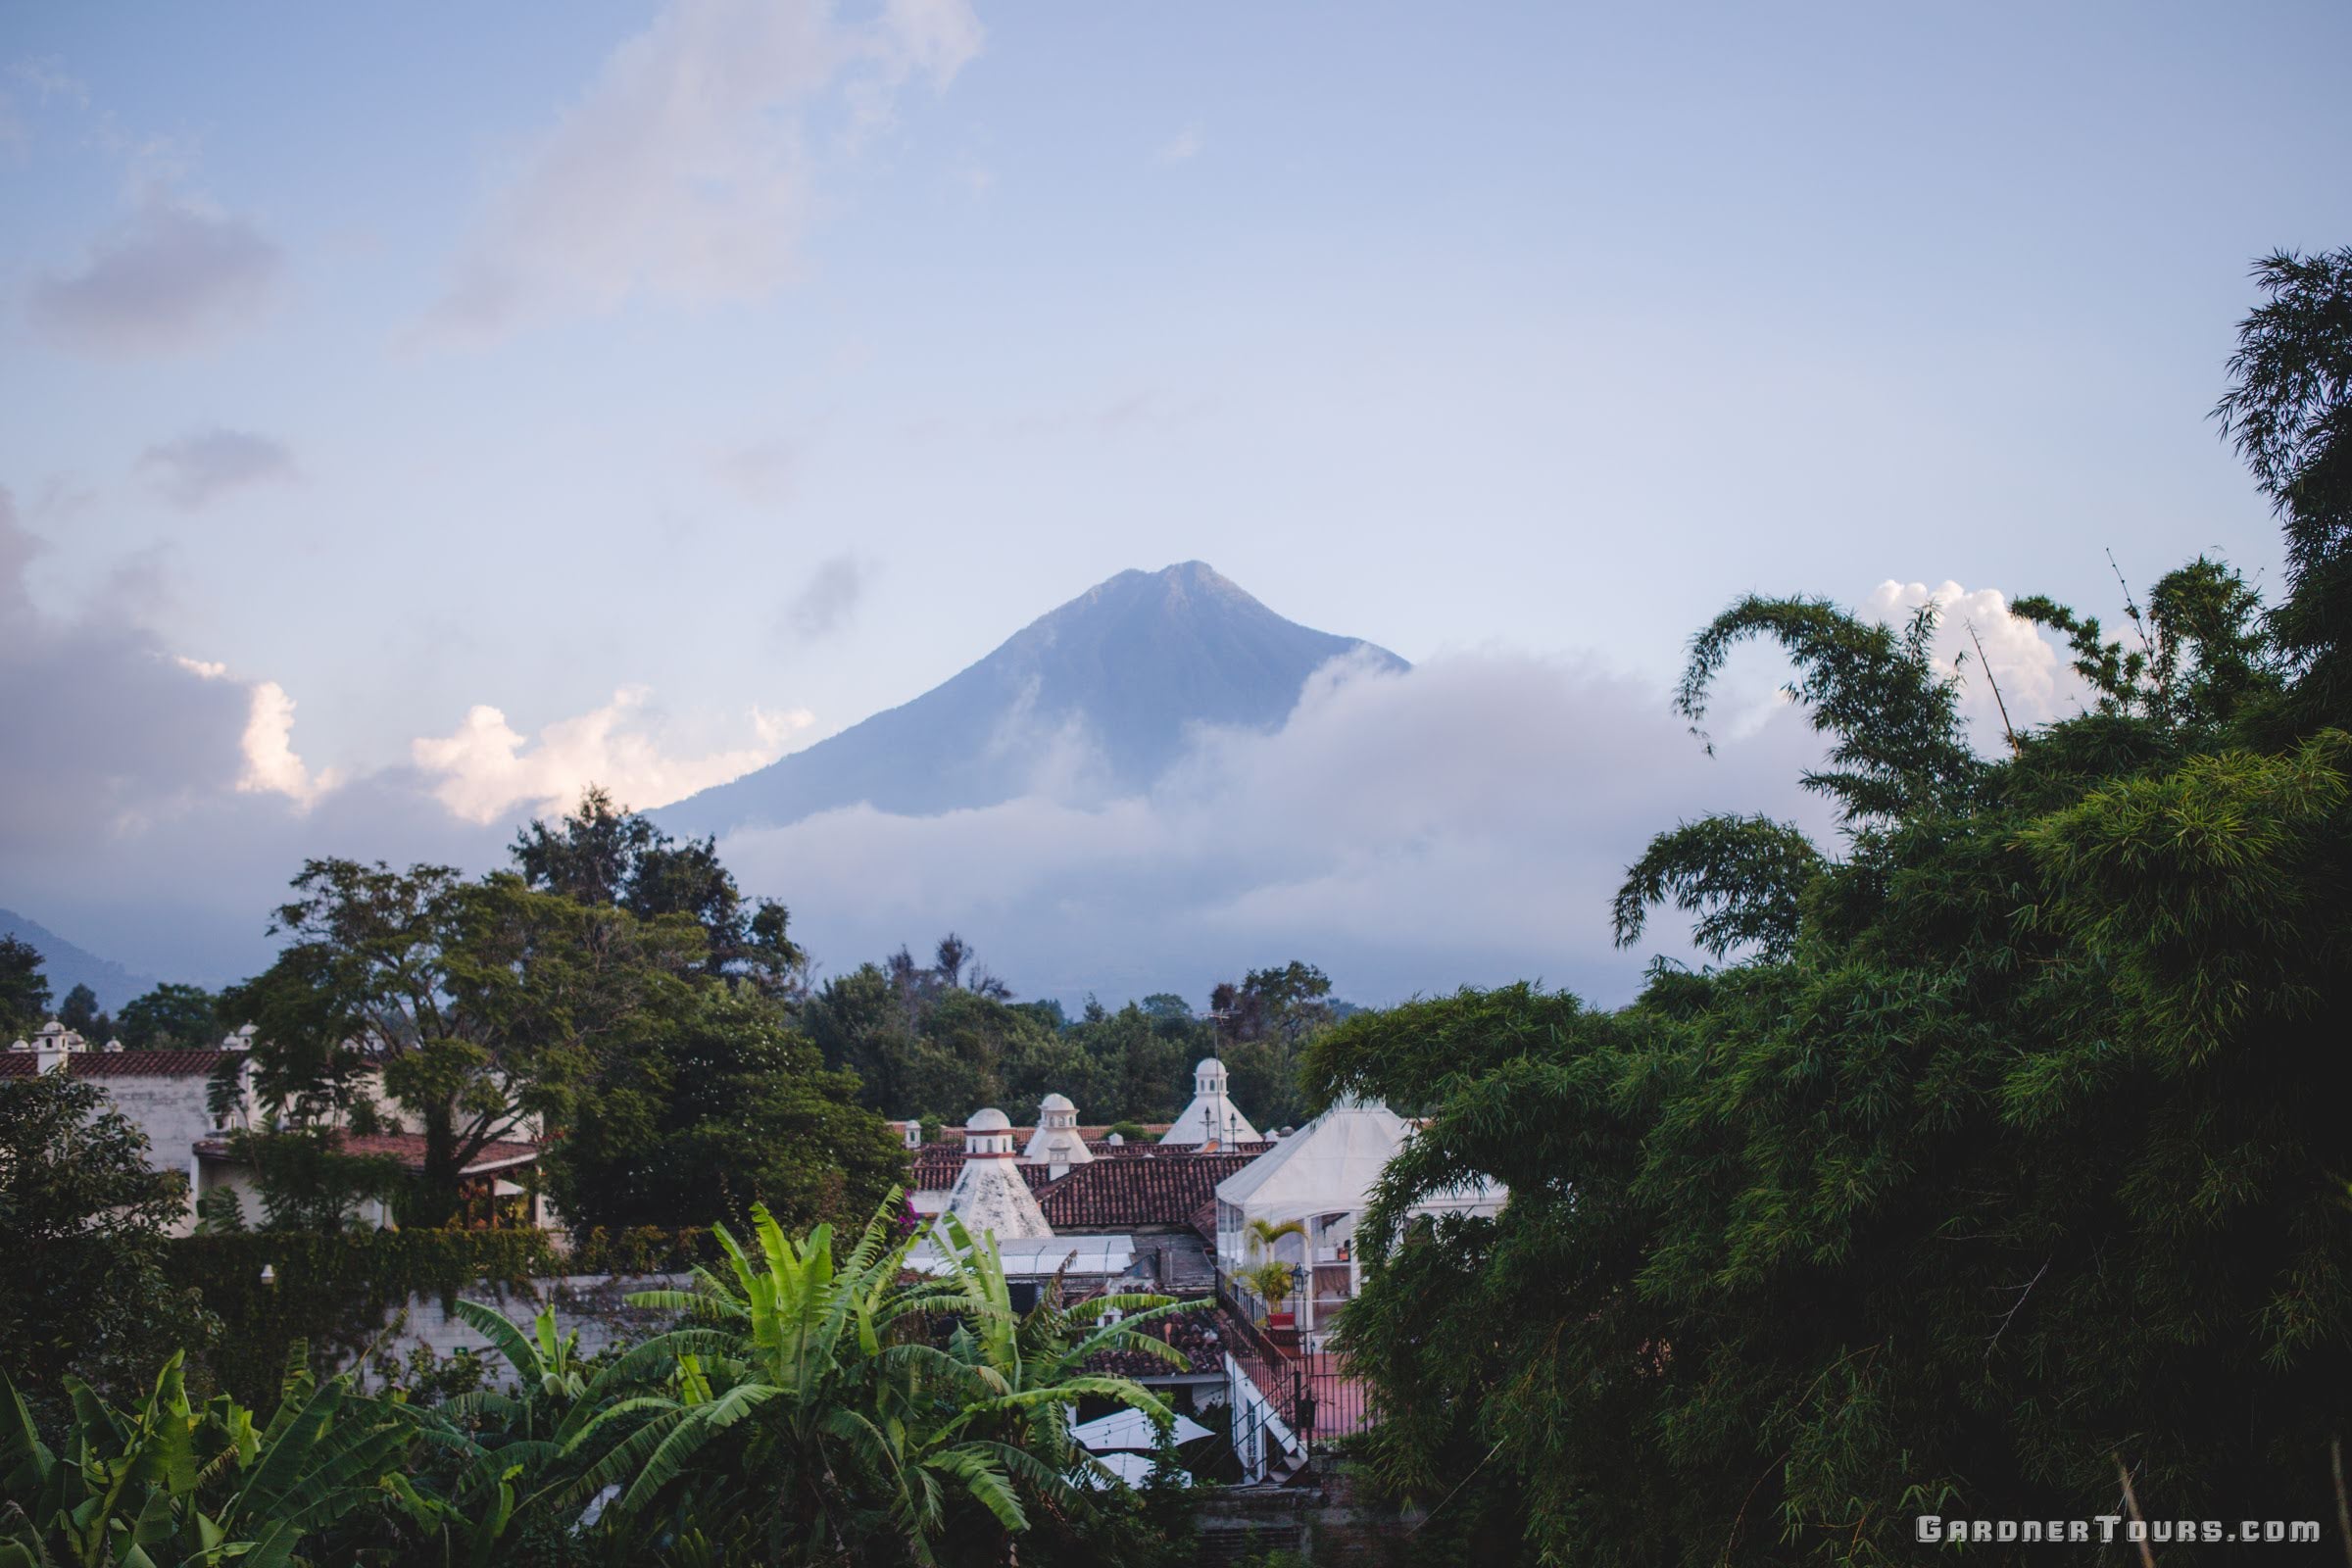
[3,1,2347,1000]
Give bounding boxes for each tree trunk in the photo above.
[413,1102,463,1227]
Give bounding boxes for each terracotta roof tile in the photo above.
[937,1122,1174,1147]
[910,1147,1059,1194]
[910,1147,965,1190]
[192,1130,539,1177]
[1038,1151,1261,1231]
[1,1050,236,1078]
[69,1050,237,1077]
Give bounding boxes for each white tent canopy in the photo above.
[1213,1098,1504,1271]
[1070,1408,1212,1451]
[1082,1450,1191,1490]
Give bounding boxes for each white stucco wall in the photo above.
[96,1073,227,1236]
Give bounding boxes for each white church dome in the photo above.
[1163,1057,1257,1147]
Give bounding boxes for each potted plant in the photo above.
[1243,1259,1300,1344]
[1246,1216,1308,1259]
[1240,1217,1308,1342]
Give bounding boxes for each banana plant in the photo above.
[379,1460,519,1568]
[457,1299,587,1405]
[372,1298,595,1565]
[924,1210,1205,1496]
[539,1194,973,1558]
[0,1345,411,1568]
[525,1190,1179,1565]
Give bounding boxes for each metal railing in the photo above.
[1213,1275,1377,1472]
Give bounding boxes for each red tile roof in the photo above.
[1038,1151,1262,1231]
[909,1146,1056,1193]
[71,1050,238,1077]
[937,1122,1174,1147]
[1,1050,237,1078]
[1092,1137,1264,1158]
[909,1147,960,1190]
[192,1130,539,1176]
[909,1123,1250,1190]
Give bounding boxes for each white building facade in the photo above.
[1214,1098,1505,1343]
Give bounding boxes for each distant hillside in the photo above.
[664,561,1406,837]
[0,907,159,1012]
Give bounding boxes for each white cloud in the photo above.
[9,58,90,110]
[0,491,274,848]
[237,681,340,808]
[28,191,281,357]
[1865,578,2094,740]
[718,651,1831,1008]
[137,426,299,510]
[880,0,985,82]
[1156,122,1203,165]
[419,0,983,343]
[170,655,339,809]
[412,686,813,824]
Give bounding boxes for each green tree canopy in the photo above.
[0,1073,216,1420]
[513,785,806,992]
[803,946,1232,1127]
[226,859,705,1225]
[1322,722,2352,1564]
[546,982,906,1235]
[1209,960,1336,1128]
[1309,260,2352,1564]
[116,981,222,1052]
[0,936,49,1040]
[2216,245,2352,726]
[55,983,102,1038]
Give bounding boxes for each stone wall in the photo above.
[352,1272,691,1389]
